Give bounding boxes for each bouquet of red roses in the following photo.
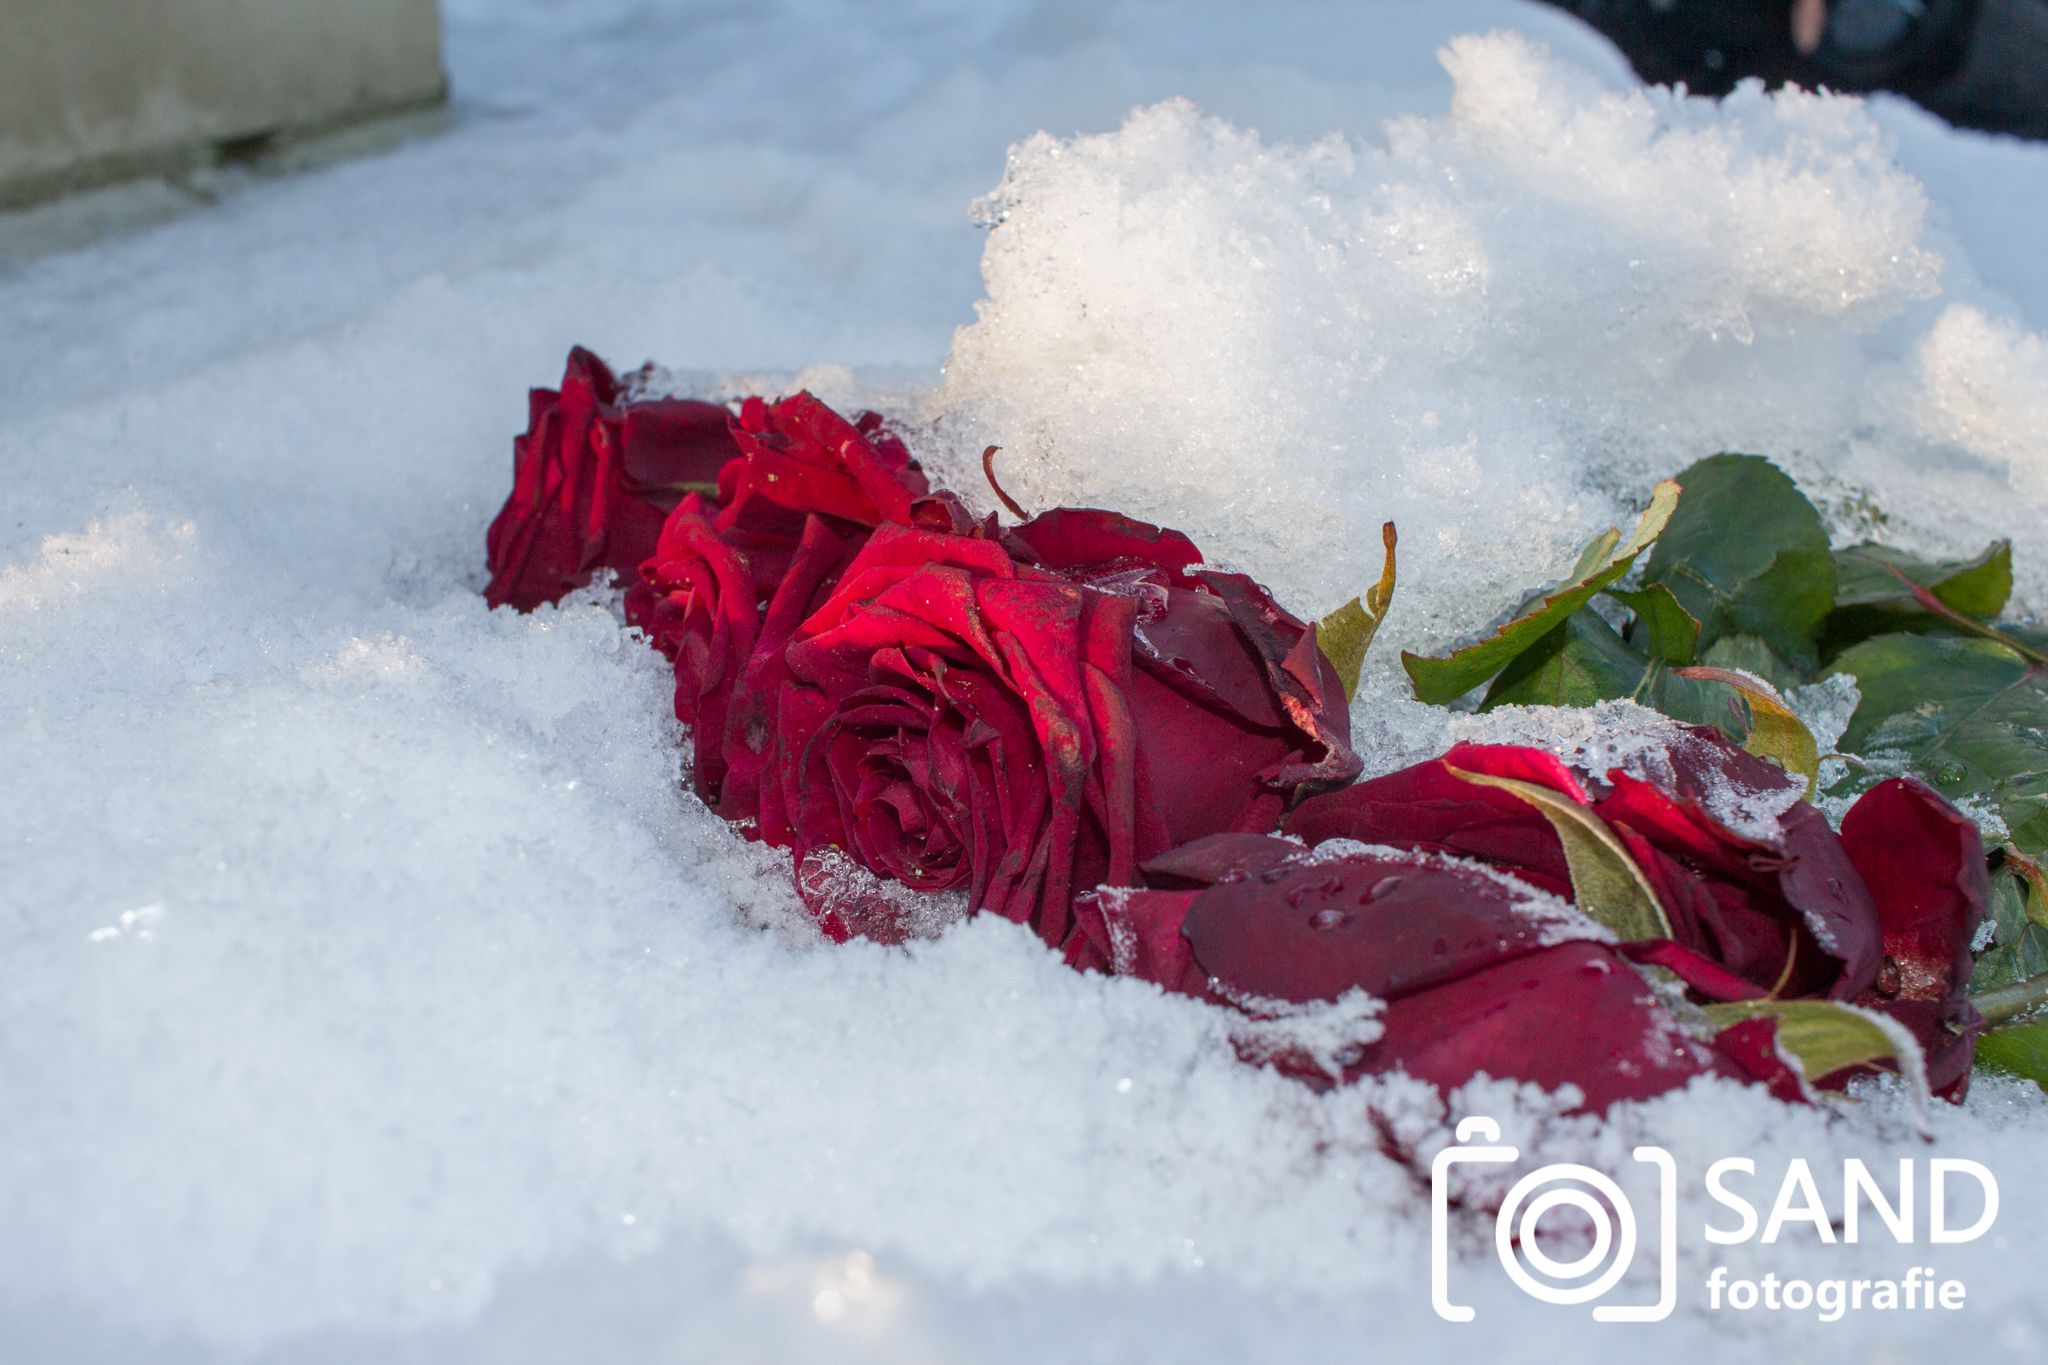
[481,347,2046,1121]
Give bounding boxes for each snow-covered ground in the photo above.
[6,1,2048,1360]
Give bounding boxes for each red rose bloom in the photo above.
[1283,726,1987,1098]
[629,392,958,813]
[758,509,1361,946]
[723,392,931,540]
[1067,838,1800,1113]
[483,347,735,611]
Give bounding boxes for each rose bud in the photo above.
[484,347,735,611]
[761,511,1360,948]
[1284,725,1987,1099]
[1068,838,1791,1113]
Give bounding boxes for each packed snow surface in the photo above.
[5,1,2048,1361]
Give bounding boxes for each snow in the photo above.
[925,30,2048,644]
[5,0,2048,1360]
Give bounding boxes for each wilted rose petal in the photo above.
[1139,832,1302,888]
[1709,1015,1813,1105]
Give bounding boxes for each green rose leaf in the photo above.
[1478,610,1735,744]
[1701,999,1916,1090]
[1823,634,2048,854]
[1481,609,1648,709]
[1969,852,2048,995]
[1828,539,2012,628]
[1974,1020,2048,1093]
[1608,582,1701,665]
[1444,763,1674,942]
[1642,454,1834,669]
[1317,521,1397,702]
[1403,481,1679,705]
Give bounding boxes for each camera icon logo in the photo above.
[1431,1117,1676,1323]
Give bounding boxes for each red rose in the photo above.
[1284,726,1987,1098]
[1839,779,1987,1096]
[758,509,1360,946]
[483,348,735,611]
[723,392,932,539]
[1067,838,1799,1113]
[628,393,957,813]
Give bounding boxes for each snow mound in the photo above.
[927,32,2048,656]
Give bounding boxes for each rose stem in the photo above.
[1973,972,2048,1029]
[981,445,1031,521]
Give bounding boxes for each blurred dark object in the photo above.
[1546,0,2048,138]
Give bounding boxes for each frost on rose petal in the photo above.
[1448,700,1809,844]
[1215,986,1387,1083]
[795,846,972,944]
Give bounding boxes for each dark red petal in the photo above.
[727,391,929,528]
[1709,1016,1812,1105]
[617,398,739,500]
[1123,666,1301,847]
[1855,999,1983,1101]
[1083,658,1145,894]
[1063,886,1209,997]
[1195,570,1362,795]
[1001,507,1205,585]
[714,516,865,826]
[635,500,758,804]
[1367,942,1732,1115]
[1284,745,1582,894]
[765,681,837,851]
[1139,833,1303,889]
[1135,586,1287,729]
[1843,778,1988,1006]
[483,348,709,613]
[797,525,1019,639]
[1596,769,1881,999]
[1620,938,1769,1002]
[561,346,622,405]
[1842,778,1990,1102]
[1182,851,1575,1004]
